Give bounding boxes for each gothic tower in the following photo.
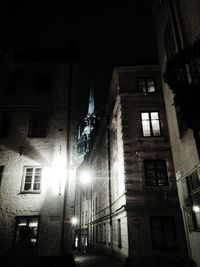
[77,69,97,164]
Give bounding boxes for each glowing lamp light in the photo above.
[80,171,91,185]
[71,217,78,225]
[192,205,200,213]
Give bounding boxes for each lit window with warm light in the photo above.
[140,111,161,137]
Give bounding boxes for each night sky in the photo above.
[5,3,157,122]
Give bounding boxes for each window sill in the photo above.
[146,186,169,189]
[27,136,47,138]
[20,191,41,194]
[138,136,164,141]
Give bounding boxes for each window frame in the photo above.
[137,77,156,94]
[186,169,200,231]
[14,215,40,248]
[21,166,42,194]
[28,113,48,138]
[144,160,169,187]
[140,111,162,137]
[150,216,177,250]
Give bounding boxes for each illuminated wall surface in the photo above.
[0,54,78,256]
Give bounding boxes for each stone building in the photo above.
[151,0,200,266]
[0,48,79,257]
[74,64,188,266]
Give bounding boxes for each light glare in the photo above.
[80,172,91,184]
[192,205,200,213]
[71,217,78,225]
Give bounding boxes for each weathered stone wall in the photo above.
[0,60,78,256]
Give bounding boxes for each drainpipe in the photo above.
[60,45,74,257]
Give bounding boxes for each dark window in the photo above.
[0,114,11,138]
[144,160,168,186]
[14,216,39,247]
[117,219,122,248]
[35,74,52,94]
[28,113,48,138]
[150,216,177,249]
[186,169,200,231]
[21,167,42,193]
[103,223,106,244]
[0,166,4,186]
[140,112,161,137]
[137,78,156,93]
[95,225,98,243]
[81,211,84,226]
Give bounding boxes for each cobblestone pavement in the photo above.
[74,251,124,267]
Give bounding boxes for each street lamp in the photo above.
[192,205,200,213]
[79,171,91,185]
[71,217,78,226]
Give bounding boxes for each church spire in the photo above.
[88,67,95,115]
[77,66,97,159]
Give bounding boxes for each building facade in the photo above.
[0,49,78,257]
[151,1,200,266]
[74,64,188,266]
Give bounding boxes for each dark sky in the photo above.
[8,3,157,122]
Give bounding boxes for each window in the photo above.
[85,210,88,224]
[95,225,98,243]
[144,160,168,186]
[141,112,161,137]
[15,216,39,247]
[186,168,200,231]
[99,224,103,243]
[0,166,4,186]
[21,167,42,193]
[28,113,48,138]
[137,78,156,93]
[117,219,122,248]
[81,211,84,226]
[0,114,11,138]
[150,216,177,249]
[103,223,106,244]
